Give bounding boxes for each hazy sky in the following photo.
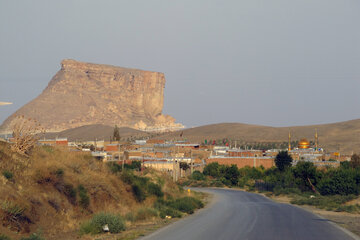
[0,0,359,128]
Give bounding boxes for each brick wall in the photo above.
[206,157,275,169]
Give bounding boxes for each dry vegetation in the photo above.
[0,142,201,240]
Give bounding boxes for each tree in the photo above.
[275,151,292,171]
[350,154,360,169]
[113,125,120,141]
[10,115,45,156]
[293,161,318,192]
[180,162,190,171]
[224,165,240,185]
[203,162,221,178]
[318,168,358,195]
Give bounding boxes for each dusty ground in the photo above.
[267,194,360,237]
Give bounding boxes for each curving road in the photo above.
[141,188,358,240]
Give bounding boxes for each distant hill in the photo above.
[43,124,151,141]
[42,119,360,153]
[155,119,360,153]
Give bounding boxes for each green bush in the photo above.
[80,212,125,235]
[0,234,11,240]
[20,233,44,240]
[135,208,158,221]
[77,185,90,209]
[169,197,204,214]
[124,212,135,222]
[224,165,240,185]
[336,204,360,213]
[317,169,358,195]
[203,162,221,178]
[147,182,164,197]
[121,170,135,184]
[159,207,182,219]
[154,199,182,219]
[107,162,122,174]
[291,194,357,211]
[132,184,146,202]
[2,170,13,180]
[292,161,318,191]
[63,183,77,204]
[126,161,142,171]
[191,171,205,180]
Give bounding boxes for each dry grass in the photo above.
[0,143,193,240]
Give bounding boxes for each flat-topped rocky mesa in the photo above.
[1,59,183,132]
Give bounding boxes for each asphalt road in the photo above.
[141,188,358,240]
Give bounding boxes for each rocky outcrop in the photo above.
[1,59,183,132]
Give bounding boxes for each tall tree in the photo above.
[275,151,293,171]
[113,125,120,141]
[350,153,360,169]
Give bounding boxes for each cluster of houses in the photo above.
[35,136,350,172]
[0,133,351,180]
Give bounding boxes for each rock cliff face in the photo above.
[1,59,183,132]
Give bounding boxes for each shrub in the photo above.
[290,194,357,211]
[77,184,90,209]
[147,182,164,197]
[159,207,182,219]
[132,184,146,202]
[2,170,13,180]
[224,165,240,185]
[20,233,44,240]
[54,168,64,178]
[0,234,11,240]
[63,183,77,204]
[203,162,221,178]
[121,170,135,184]
[107,162,122,174]
[169,197,204,214]
[336,204,360,213]
[127,161,142,171]
[1,200,26,221]
[292,161,318,191]
[317,169,358,195]
[80,212,125,235]
[124,212,135,222]
[135,208,158,221]
[191,171,205,180]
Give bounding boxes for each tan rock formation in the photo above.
[1,59,183,132]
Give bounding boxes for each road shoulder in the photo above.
[262,193,360,239]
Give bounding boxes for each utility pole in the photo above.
[315,128,318,151]
[120,143,125,170]
[190,149,193,175]
[288,131,291,152]
[172,157,176,182]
